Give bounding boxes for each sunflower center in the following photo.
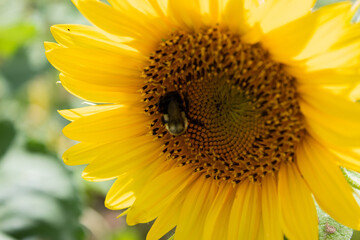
[141,26,305,184]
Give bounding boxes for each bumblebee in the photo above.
[158,91,189,136]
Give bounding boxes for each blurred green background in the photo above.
[0,0,360,240]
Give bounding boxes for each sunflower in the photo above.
[45,0,360,239]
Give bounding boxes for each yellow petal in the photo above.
[138,0,173,35]
[278,162,318,240]
[62,142,107,165]
[299,94,360,140]
[297,136,360,230]
[44,41,60,51]
[108,0,157,16]
[299,85,360,121]
[237,181,261,240]
[222,0,261,41]
[229,181,261,240]
[50,24,134,53]
[58,104,122,121]
[147,194,184,240]
[262,2,351,64]
[82,136,163,181]
[222,0,248,34]
[261,13,313,63]
[262,174,283,240]
[175,178,216,239]
[106,176,137,209]
[290,68,360,85]
[126,166,196,225]
[332,148,360,173]
[80,141,135,182]
[257,219,265,240]
[59,74,141,104]
[334,20,360,47]
[306,119,360,147]
[106,0,170,47]
[203,182,235,240]
[72,0,155,40]
[106,160,162,209]
[241,22,263,44]
[305,41,360,71]
[349,83,360,101]
[258,0,315,34]
[299,87,360,147]
[72,0,170,54]
[211,192,234,239]
[167,0,202,30]
[45,47,143,88]
[199,0,220,24]
[294,2,352,61]
[63,106,150,142]
[228,181,248,240]
[150,0,168,15]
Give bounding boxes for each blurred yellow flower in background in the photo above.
[45,0,360,239]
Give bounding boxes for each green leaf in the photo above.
[0,120,16,159]
[1,47,39,90]
[111,229,143,240]
[25,138,53,156]
[0,150,85,240]
[0,24,36,58]
[317,204,353,240]
[0,232,16,240]
[352,231,360,240]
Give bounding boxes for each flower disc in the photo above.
[143,26,305,183]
